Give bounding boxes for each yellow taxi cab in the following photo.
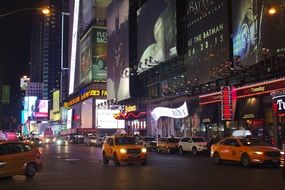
[211,136,284,167]
[102,135,147,166]
[157,137,180,154]
[0,141,43,178]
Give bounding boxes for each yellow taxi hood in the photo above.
[116,144,144,149]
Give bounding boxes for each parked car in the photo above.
[140,136,157,151]
[84,136,97,146]
[157,137,180,154]
[94,137,104,147]
[102,135,147,166]
[178,137,208,155]
[211,136,284,167]
[0,141,43,178]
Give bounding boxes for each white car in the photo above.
[178,137,208,155]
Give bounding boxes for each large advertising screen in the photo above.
[20,77,30,90]
[185,0,230,84]
[24,96,37,118]
[53,90,60,112]
[33,100,49,118]
[137,0,177,74]
[96,99,125,129]
[80,32,92,84]
[92,27,107,81]
[107,0,130,101]
[67,109,73,129]
[232,0,285,66]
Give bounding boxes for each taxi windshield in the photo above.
[240,138,266,146]
[115,137,137,145]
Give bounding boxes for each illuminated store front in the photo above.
[198,78,285,145]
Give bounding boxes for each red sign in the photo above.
[221,86,232,121]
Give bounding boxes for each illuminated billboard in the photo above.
[24,96,37,118]
[96,99,125,129]
[33,100,49,118]
[92,27,107,81]
[80,32,92,84]
[185,0,230,84]
[232,0,285,66]
[67,109,73,129]
[137,0,177,74]
[53,90,60,112]
[69,0,80,95]
[20,77,30,90]
[1,85,10,105]
[107,0,130,101]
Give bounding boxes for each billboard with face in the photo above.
[33,100,49,118]
[80,32,92,84]
[232,0,285,66]
[107,0,130,101]
[185,0,230,84]
[92,27,108,81]
[136,0,177,74]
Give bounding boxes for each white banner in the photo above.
[151,102,189,120]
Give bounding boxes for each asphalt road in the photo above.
[0,144,284,190]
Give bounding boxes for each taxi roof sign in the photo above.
[232,130,252,137]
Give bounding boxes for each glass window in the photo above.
[9,144,24,154]
[192,137,206,142]
[240,138,265,146]
[115,137,137,145]
[181,138,190,142]
[24,144,32,151]
[167,138,180,143]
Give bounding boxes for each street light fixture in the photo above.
[0,7,50,18]
[268,7,277,15]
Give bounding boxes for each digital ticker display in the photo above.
[185,0,230,84]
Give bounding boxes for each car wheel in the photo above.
[178,146,184,155]
[192,147,198,156]
[103,152,109,165]
[113,153,120,166]
[25,163,37,177]
[213,152,221,164]
[241,154,251,167]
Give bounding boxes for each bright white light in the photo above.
[68,0,80,94]
[141,148,147,153]
[120,148,127,154]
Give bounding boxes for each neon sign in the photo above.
[221,86,232,121]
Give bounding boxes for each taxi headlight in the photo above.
[254,151,263,155]
[120,148,127,154]
[56,139,62,145]
[281,151,284,155]
[141,148,147,153]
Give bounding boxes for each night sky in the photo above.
[0,0,44,121]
